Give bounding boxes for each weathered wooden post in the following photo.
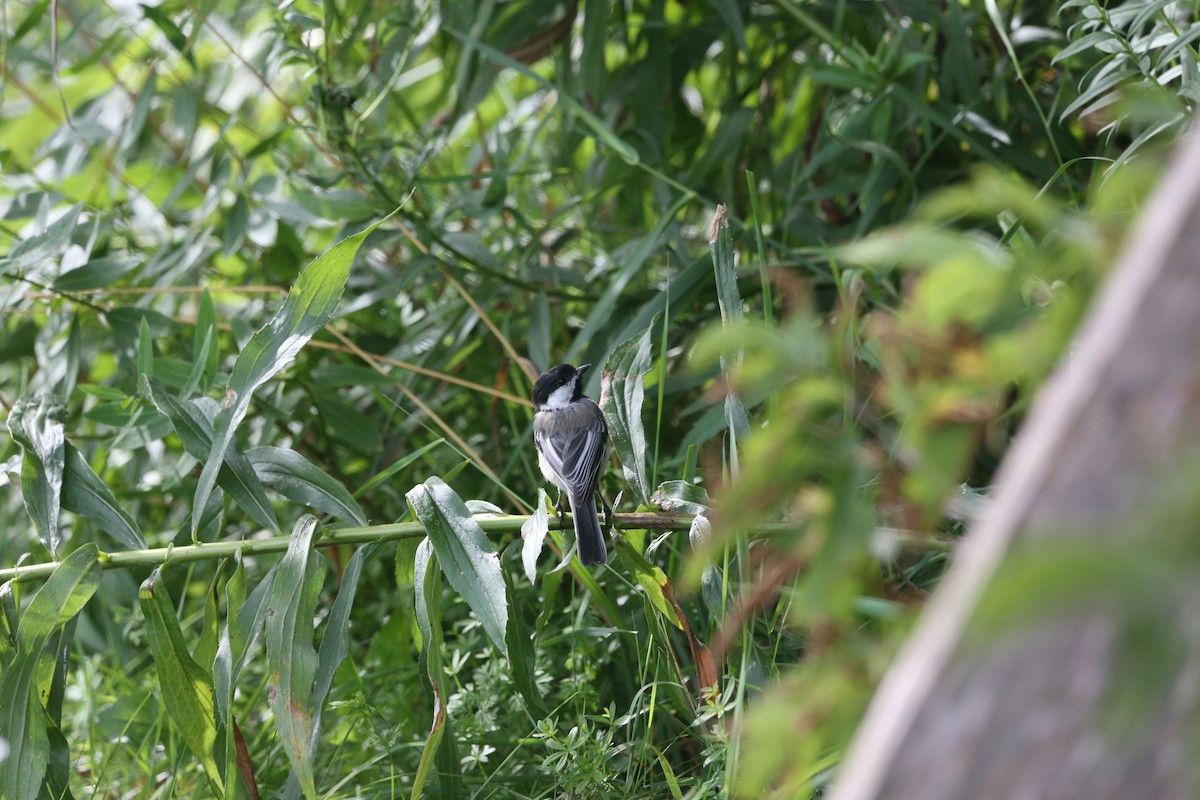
[829,127,1200,800]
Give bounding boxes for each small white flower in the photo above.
[460,743,496,770]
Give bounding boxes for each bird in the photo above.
[531,363,610,565]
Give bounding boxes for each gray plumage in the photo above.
[532,364,609,565]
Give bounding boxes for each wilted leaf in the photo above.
[520,489,550,584]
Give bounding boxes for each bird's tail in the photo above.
[570,495,606,566]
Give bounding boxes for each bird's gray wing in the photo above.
[535,424,606,499]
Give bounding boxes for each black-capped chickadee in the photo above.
[531,363,609,565]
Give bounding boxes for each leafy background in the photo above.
[0,0,1196,797]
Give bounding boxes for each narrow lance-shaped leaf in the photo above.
[6,395,66,555]
[139,571,225,797]
[61,443,146,549]
[137,316,154,382]
[600,317,657,507]
[265,516,325,800]
[248,446,367,526]
[0,544,101,800]
[282,543,374,800]
[708,204,751,465]
[146,383,278,533]
[501,562,548,717]
[215,555,274,800]
[411,538,451,800]
[191,221,381,538]
[406,477,508,651]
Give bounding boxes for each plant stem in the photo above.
[0,517,950,584]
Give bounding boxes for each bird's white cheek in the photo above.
[543,383,575,410]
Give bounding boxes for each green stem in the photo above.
[0,517,950,585]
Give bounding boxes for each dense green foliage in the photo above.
[1,0,1196,797]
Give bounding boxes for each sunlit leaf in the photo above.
[6,395,66,555]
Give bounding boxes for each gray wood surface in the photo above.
[829,126,1200,800]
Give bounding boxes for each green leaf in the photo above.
[443,27,640,165]
[137,316,154,383]
[120,69,157,154]
[411,537,446,800]
[61,442,146,549]
[139,570,225,796]
[140,4,196,68]
[215,556,273,798]
[191,221,381,538]
[266,516,325,800]
[501,563,547,717]
[222,194,249,256]
[6,395,66,555]
[180,325,214,399]
[52,256,140,291]
[3,203,82,275]
[650,480,712,516]
[146,385,278,534]
[708,205,751,462]
[247,446,367,526]
[0,544,101,800]
[355,438,444,498]
[195,290,219,390]
[600,318,656,507]
[406,477,508,651]
[281,543,373,800]
[0,581,16,664]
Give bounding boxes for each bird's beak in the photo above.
[577,363,591,377]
